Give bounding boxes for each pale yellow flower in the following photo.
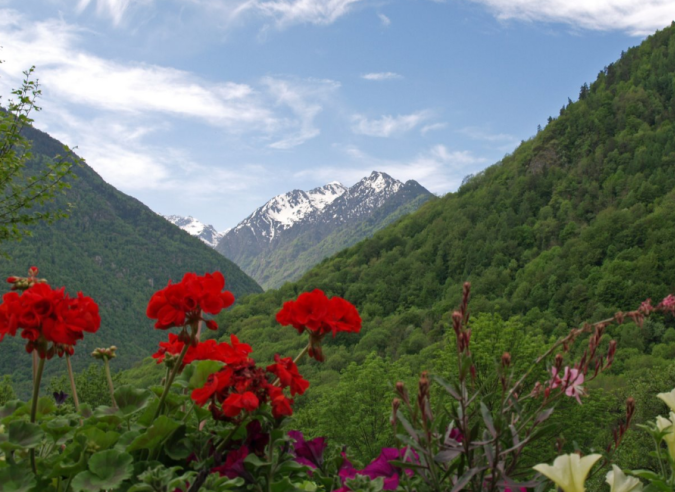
[657,388,675,412]
[606,465,643,492]
[655,412,675,461]
[533,453,602,492]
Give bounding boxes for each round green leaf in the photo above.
[71,449,133,491]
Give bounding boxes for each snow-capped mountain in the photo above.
[163,215,225,248]
[231,181,347,241]
[215,171,433,289]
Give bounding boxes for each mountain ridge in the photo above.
[163,215,225,248]
[215,171,433,289]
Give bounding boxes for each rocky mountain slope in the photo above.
[163,215,225,248]
[215,172,433,289]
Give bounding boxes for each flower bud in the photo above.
[395,381,409,404]
[554,353,564,372]
[501,352,511,368]
[391,398,401,427]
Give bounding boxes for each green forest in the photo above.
[198,22,675,471]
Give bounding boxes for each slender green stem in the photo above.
[182,400,196,423]
[32,349,38,385]
[152,342,190,419]
[65,355,80,413]
[293,343,310,365]
[30,356,45,475]
[104,359,117,408]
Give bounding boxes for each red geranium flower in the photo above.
[222,391,260,418]
[266,355,309,396]
[190,346,306,420]
[153,334,252,369]
[0,281,100,358]
[276,289,361,361]
[146,271,234,330]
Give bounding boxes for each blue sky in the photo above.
[1,0,673,230]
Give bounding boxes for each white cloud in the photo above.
[352,110,432,137]
[0,12,276,132]
[264,77,340,149]
[361,71,402,81]
[230,0,365,27]
[466,0,675,36]
[301,144,489,193]
[76,0,150,26]
[378,13,391,26]
[0,9,336,150]
[420,122,447,135]
[45,108,268,196]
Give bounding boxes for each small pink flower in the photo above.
[551,366,585,404]
[659,294,675,313]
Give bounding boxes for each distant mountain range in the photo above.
[163,215,226,248]
[213,171,434,289]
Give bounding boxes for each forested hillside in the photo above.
[210,23,675,467]
[0,125,262,394]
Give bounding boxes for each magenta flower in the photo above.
[288,431,327,469]
[336,448,418,491]
[211,447,251,481]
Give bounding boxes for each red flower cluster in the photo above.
[0,283,100,358]
[276,289,361,361]
[191,352,308,419]
[152,333,252,369]
[147,272,234,330]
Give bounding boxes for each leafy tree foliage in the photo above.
[0,65,76,245]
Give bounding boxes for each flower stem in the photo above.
[32,349,38,385]
[30,356,45,475]
[153,341,190,419]
[293,343,310,365]
[65,354,80,413]
[104,359,117,408]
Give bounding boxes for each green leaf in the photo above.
[77,427,120,451]
[48,438,88,478]
[126,416,181,452]
[71,449,134,491]
[187,360,224,390]
[0,401,25,421]
[91,406,122,426]
[113,386,153,417]
[43,418,73,443]
[163,425,191,460]
[0,421,44,451]
[0,464,37,492]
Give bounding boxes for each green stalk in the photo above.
[152,342,190,419]
[29,356,45,475]
[65,354,80,413]
[104,359,117,408]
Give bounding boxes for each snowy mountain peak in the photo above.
[222,172,410,248]
[307,182,347,211]
[163,215,223,248]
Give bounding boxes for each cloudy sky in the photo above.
[1,0,672,230]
